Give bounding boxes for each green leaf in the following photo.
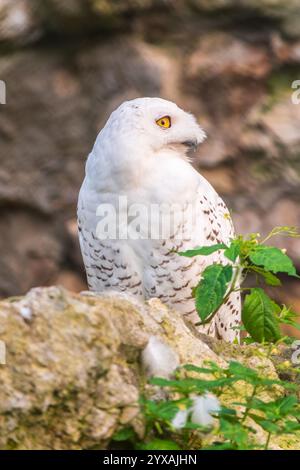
[242,288,282,343]
[112,427,136,442]
[249,415,281,434]
[195,264,233,321]
[178,244,227,257]
[182,363,223,375]
[280,318,300,332]
[242,337,256,345]
[218,407,238,418]
[281,421,300,433]
[248,396,298,419]
[226,361,284,387]
[277,305,300,331]
[224,240,241,262]
[277,396,298,416]
[249,246,299,277]
[219,418,252,449]
[150,376,237,393]
[228,361,260,380]
[137,439,181,450]
[142,398,181,422]
[249,266,282,286]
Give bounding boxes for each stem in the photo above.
[266,342,274,359]
[241,385,257,424]
[155,421,163,435]
[264,432,271,450]
[260,227,281,244]
[236,287,251,293]
[261,234,272,244]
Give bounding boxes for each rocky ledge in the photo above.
[0,286,298,450]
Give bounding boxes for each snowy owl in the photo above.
[78,97,240,342]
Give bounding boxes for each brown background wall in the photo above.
[0,1,299,325]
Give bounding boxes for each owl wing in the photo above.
[77,189,144,297]
[141,182,241,341]
[78,178,240,342]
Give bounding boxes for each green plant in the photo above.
[179,226,300,343]
[111,226,300,451]
[112,360,300,450]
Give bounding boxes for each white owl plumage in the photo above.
[78,97,241,342]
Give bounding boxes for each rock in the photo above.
[233,209,263,238]
[186,33,271,81]
[0,38,176,296]
[32,0,103,35]
[0,287,298,449]
[264,199,300,266]
[0,38,174,216]
[190,0,236,10]
[271,33,300,64]
[0,210,63,297]
[191,0,300,39]
[0,0,41,45]
[31,0,154,35]
[184,32,270,166]
[64,218,84,270]
[0,48,89,215]
[232,198,300,268]
[2,0,300,47]
[259,96,300,151]
[199,167,237,195]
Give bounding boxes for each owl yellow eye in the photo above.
[156,115,171,129]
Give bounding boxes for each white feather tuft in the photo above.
[141,336,179,378]
[190,393,220,427]
[19,305,32,321]
[172,392,220,429]
[171,409,189,430]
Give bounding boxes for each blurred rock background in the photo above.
[0,0,299,322]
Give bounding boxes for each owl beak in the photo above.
[182,140,198,151]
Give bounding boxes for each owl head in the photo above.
[95,97,206,157]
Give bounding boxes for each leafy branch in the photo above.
[179,226,300,343]
[111,226,300,451]
[112,360,300,450]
